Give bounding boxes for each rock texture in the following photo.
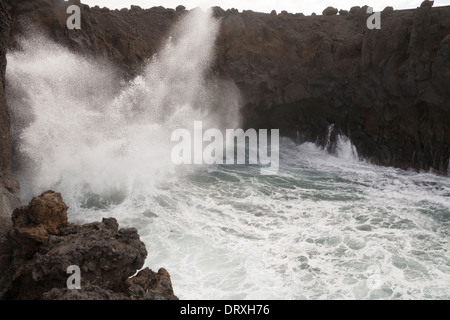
[0,0,20,219]
[323,7,338,15]
[0,1,178,300]
[5,0,182,76]
[0,214,11,297]
[0,190,177,300]
[214,5,450,174]
[2,0,450,177]
[0,0,10,175]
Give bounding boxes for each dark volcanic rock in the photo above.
[0,190,177,300]
[0,0,10,174]
[5,0,182,76]
[3,0,450,175]
[322,7,338,16]
[10,190,68,259]
[0,0,20,219]
[0,173,20,219]
[43,267,179,300]
[421,1,434,8]
[213,5,450,175]
[0,1,178,299]
[43,285,127,300]
[126,267,178,300]
[0,215,12,297]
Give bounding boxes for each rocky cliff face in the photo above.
[5,0,182,76]
[213,5,450,174]
[0,190,177,300]
[0,0,19,219]
[2,0,450,181]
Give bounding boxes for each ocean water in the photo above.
[6,10,450,300]
[68,138,450,300]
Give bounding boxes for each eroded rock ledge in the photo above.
[0,190,177,300]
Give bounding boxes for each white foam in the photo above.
[335,135,359,161]
[7,9,240,205]
[6,10,450,300]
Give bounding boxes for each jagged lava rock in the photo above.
[43,285,127,300]
[1,190,177,300]
[126,267,177,300]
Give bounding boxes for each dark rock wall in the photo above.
[213,6,450,174]
[0,0,19,219]
[3,0,450,176]
[0,0,10,173]
[6,0,182,76]
[0,0,12,279]
[1,190,178,300]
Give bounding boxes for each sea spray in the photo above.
[5,8,450,301]
[324,124,358,162]
[7,9,240,205]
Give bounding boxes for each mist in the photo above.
[6,8,241,205]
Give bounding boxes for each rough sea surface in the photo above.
[6,9,450,300]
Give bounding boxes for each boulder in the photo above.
[126,267,178,300]
[43,285,127,300]
[0,0,21,220]
[175,5,186,12]
[349,6,361,14]
[12,191,68,234]
[420,0,434,8]
[322,7,338,16]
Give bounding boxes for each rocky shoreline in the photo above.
[0,190,177,300]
